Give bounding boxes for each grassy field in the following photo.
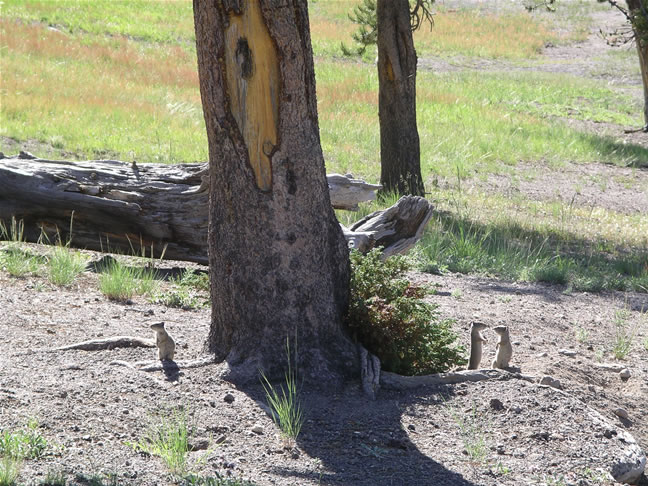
[2,0,648,292]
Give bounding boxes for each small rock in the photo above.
[251,425,264,435]
[188,438,210,451]
[18,150,36,159]
[407,424,416,431]
[489,398,505,411]
[619,368,631,380]
[536,352,548,358]
[558,349,577,357]
[58,390,68,399]
[603,428,617,439]
[595,363,625,373]
[614,408,629,420]
[223,393,235,404]
[539,376,562,389]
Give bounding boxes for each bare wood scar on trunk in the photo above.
[224,0,279,191]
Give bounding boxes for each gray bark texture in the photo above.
[377,0,425,197]
[193,0,358,382]
[0,153,209,263]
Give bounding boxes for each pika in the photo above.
[492,325,512,369]
[150,322,175,361]
[468,322,488,370]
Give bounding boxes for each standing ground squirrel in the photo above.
[468,322,489,370]
[492,325,512,369]
[150,322,175,361]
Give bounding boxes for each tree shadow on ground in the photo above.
[240,381,481,486]
[577,131,648,169]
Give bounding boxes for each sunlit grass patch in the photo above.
[47,246,88,286]
[3,0,195,44]
[414,8,557,59]
[98,259,158,302]
[315,59,644,180]
[1,20,206,162]
[413,189,648,292]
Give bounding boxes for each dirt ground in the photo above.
[1,3,648,486]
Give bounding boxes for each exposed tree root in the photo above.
[52,336,156,352]
[380,368,536,390]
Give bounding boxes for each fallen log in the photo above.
[344,195,434,257]
[0,153,432,263]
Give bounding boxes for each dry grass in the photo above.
[414,8,557,59]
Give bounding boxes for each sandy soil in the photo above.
[1,3,648,486]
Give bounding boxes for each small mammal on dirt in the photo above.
[492,325,512,369]
[150,322,175,361]
[468,322,488,370]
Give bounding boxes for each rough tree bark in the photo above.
[193,0,359,381]
[627,0,648,128]
[377,0,425,197]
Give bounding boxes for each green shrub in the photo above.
[346,249,466,375]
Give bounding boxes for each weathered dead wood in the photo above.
[327,173,382,210]
[345,195,434,257]
[380,369,536,390]
[0,154,431,262]
[11,336,157,356]
[359,345,381,400]
[52,336,156,352]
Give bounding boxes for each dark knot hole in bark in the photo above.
[235,37,253,79]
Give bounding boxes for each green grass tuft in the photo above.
[128,408,192,476]
[98,259,158,301]
[47,246,88,286]
[260,341,305,441]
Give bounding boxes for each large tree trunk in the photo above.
[377,0,425,197]
[193,0,358,381]
[627,0,648,129]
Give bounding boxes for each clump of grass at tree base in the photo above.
[98,258,158,301]
[346,248,466,376]
[260,340,305,442]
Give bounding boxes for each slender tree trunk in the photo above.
[627,0,648,128]
[193,0,358,382]
[377,0,425,197]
